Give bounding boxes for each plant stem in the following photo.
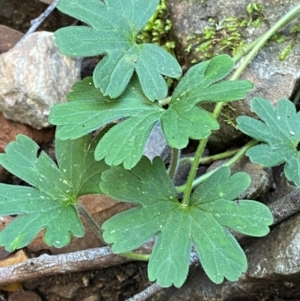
[120,251,150,261]
[232,3,300,81]
[180,149,238,165]
[180,4,300,200]
[176,139,258,193]
[168,148,180,179]
[232,38,260,63]
[77,203,105,243]
[158,96,171,106]
[181,138,207,206]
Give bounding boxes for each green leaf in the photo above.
[55,130,109,195]
[94,112,163,169]
[237,97,300,186]
[50,77,165,169]
[161,99,219,148]
[172,55,254,105]
[50,57,253,167]
[100,159,273,287]
[67,77,111,103]
[55,0,182,101]
[0,134,108,251]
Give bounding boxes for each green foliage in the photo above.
[270,20,300,60]
[185,3,265,62]
[136,0,175,53]
[49,55,253,168]
[0,134,108,252]
[0,0,285,291]
[101,158,273,287]
[237,97,300,186]
[54,0,181,101]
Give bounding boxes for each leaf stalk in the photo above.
[177,139,258,193]
[168,148,180,179]
[181,137,207,206]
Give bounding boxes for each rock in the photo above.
[0,25,23,54]
[246,213,300,280]
[8,291,41,301]
[144,122,168,161]
[168,0,300,149]
[0,113,54,153]
[0,112,54,182]
[0,31,81,129]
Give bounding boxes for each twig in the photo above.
[15,0,60,47]
[0,247,133,285]
[268,187,300,224]
[0,241,153,286]
[126,282,163,301]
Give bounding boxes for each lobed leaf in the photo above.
[0,186,84,251]
[94,112,163,169]
[0,134,108,251]
[171,55,254,105]
[50,57,253,168]
[55,0,182,101]
[237,97,300,186]
[161,100,219,148]
[55,130,109,195]
[100,158,273,287]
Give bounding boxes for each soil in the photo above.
[22,262,150,301]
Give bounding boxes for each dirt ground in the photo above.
[23,261,150,301]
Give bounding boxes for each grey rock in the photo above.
[144,122,168,161]
[0,31,81,129]
[247,213,300,279]
[168,0,300,149]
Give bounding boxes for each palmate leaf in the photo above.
[237,97,300,186]
[0,133,108,252]
[54,0,182,101]
[170,54,254,105]
[50,55,253,168]
[50,77,165,169]
[100,158,273,287]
